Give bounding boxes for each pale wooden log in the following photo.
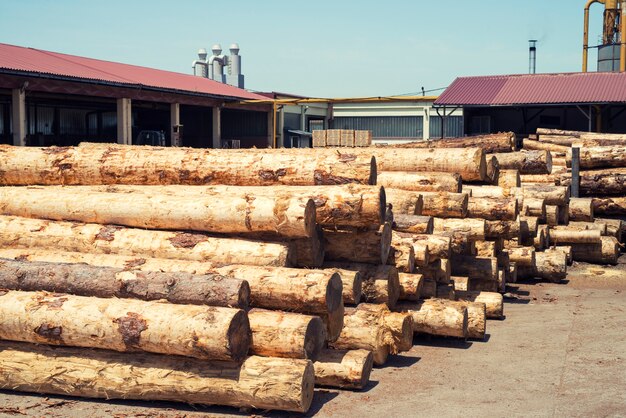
[356,304,414,353]
[323,268,362,305]
[485,220,521,240]
[394,232,451,261]
[398,273,424,301]
[568,198,594,222]
[324,263,400,308]
[555,221,607,234]
[385,188,423,215]
[420,278,437,298]
[558,204,570,225]
[520,174,558,184]
[388,233,416,273]
[490,150,552,174]
[522,198,547,221]
[546,205,560,227]
[0,186,316,239]
[0,144,376,186]
[0,342,315,413]
[395,299,468,339]
[0,215,294,267]
[596,218,623,242]
[465,302,487,340]
[433,217,485,240]
[467,196,518,221]
[417,258,451,283]
[436,283,456,300]
[378,171,461,193]
[546,246,573,265]
[535,251,567,282]
[557,168,626,196]
[464,185,523,199]
[248,309,325,361]
[485,155,500,184]
[592,197,626,216]
[313,349,374,390]
[293,226,324,268]
[534,226,548,250]
[552,156,567,167]
[393,214,434,234]
[549,229,602,244]
[519,216,539,246]
[523,138,569,154]
[497,169,521,188]
[571,236,621,265]
[455,290,504,319]
[450,255,498,281]
[522,185,570,206]
[421,192,469,218]
[324,223,391,265]
[388,133,515,153]
[0,259,249,309]
[451,276,469,291]
[567,146,626,170]
[537,134,580,146]
[475,241,497,257]
[506,246,536,267]
[441,231,475,255]
[0,290,250,361]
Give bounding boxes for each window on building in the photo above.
[429,116,464,138]
[309,119,324,132]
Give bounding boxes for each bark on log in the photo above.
[324,223,392,265]
[490,150,552,174]
[385,188,423,215]
[421,192,469,218]
[0,216,294,267]
[0,186,317,239]
[324,263,400,308]
[0,259,249,309]
[522,198,547,221]
[520,174,558,184]
[323,268,362,305]
[556,221,607,234]
[549,229,602,244]
[592,197,626,216]
[420,278,437,298]
[378,171,461,193]
[356,304,414,353]
[398,273,424,301]
[568,146,626,170]
[387,234,416,273]
[571,236,621,265]
[386,133,516,153]
[497,170,521,188]
[0,290,250,361]
[433,218,486,240]
[451,275,469,291]
[522,185,570,206]
[465,302,487,340]
[393,214,434,234]
[523,138,569,154]
[485,220,521,240]
[475,241,497,257]
[0,342,314,413]
[395,299,468,339]
[534,251,567,282]
[450,255,498,281]
[464,185,524,199]
[248,309,325,361]
[455,290,504,319]
[467,197,518,221]
[557,167,626,196]
[545,205,560,227]
[506,247,536,267]
[0,144,376,186]
[313,349,374,390]
[394,232,450,261]
[417,258,451,283]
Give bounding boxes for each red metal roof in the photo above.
[0,42,266,101]
[435,72,626,106]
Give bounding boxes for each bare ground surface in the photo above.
[1,259,625,418]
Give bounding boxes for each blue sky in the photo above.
[0,0,606,97]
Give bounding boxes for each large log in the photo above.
[0,216,294,267]
[0,186,317,239]
[324,262,400,308]
[568,146,626,170]
[522,198,547,221]
[534,251,567,282]
[519,216,539,246]
[571,236,621,265]
[506,246,536,267]
[467,196,518,221]
[464,185,523,199]
[0,342,314,413]
[523,138,569,154]
[592,197,626,216]
[388,233,416,273]
[465,302,487,340]
[313,349,374,390]
[324,223,392,265]
[393,214,434,234]
[557,168,626,196]
[549,229,603,244]
[323,268,362,305]
[398,273,424,301]
[417,258,452,283]
[545,205,560,227]
[0,144,377,186]
[385,188,423,215]
[421,192,469,218]
[520,173,558,184]
[596,218,623,242]
[0,290,250,361]
[378,171,461,193]
[248,309,325,361]
[433,218,486,240]
[451,275,469,291]
[0,259,249,309]
[450,255,498,281]
[497,169,521,188]
[455,290,504,319]
[490,150,552,174]
[475,240,497,257]
[387,133,516,153]
[395,299,468,339]
[522,185,570,206]
[356,304,414,353]
[485,220,521,240]
[394,232,450,261]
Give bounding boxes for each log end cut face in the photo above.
[304,317,326,361]
[225,309,252,363]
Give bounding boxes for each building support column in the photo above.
[170,103,181,147]
[116,98,132,145]
[11,88,26,146]
[278,106,285,148]
[268,103,276,148]
[423,107,430,140]
[212,106,221,149]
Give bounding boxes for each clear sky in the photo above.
[0,0,606,97]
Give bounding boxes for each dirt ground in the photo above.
[1,259,625,418]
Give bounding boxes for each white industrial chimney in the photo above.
[192,43,244,88]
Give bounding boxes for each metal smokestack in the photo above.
[529,40,537,74]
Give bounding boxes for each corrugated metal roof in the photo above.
[0,42,266,101]
[435,72,626,106]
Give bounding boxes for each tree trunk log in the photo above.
[421,192,469,218]
[549,229,602,244]
[485,220,521,240]
[558,168,626,196]
[452,275,469,291]
[323,268,362,305]
[248,309,325,361]
[534,226,548,250]
[394,232,449,262]
[433,218,486,240]
[522,198,547,221]
[0,290,250,361]
[465,302,487,340]
[388,233,416,273]
[557,221,607,234]
[546,246,573,265]
[378,171,461,193]
[475,241,497,257]
[420,278,437,298]
[506,246,536,267]
[592,197,626,216]
[385,188,423,215]
[0,215,294,267]
[522,185,570,206]
[450,255,498,281]
[0,342,314,413]
[497,169,521,188]
[520,174,558,184]
[417,258,451,283]
[0,144,376,186]
[464,185,524,199]
[0,186,316,239]
[455,290,504,319]
[523,138,569,154]
[436,283,456,299]
[596,218,623,242]
[519,216,539,246]
[386,133,515,153]
[393,214,434,234]
[395,299,468,339]
[391,231,428,267]
[545,205,560,227]
[467,197,518,221]
[324,263,400,308]
[571,236,621,265]
[324,223,392,265]
[313,349,373,390]
[292,226,324,268]
[490,150,552,174]
[567,146,626,170]
[534,251,568,282]
[0,259,249,309]
[356,304,414,353]
[398,273,424,301]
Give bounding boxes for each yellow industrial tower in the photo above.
[583,0,626,71]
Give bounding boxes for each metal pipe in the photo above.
[583,0,603,72]
[621,0,626,71]
[571,147,581,198]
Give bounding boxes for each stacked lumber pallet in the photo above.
[312,129,372,147]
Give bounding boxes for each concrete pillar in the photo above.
[278,107,285,148]
[423,107,430,140]
[212,106,221,149]
[170,103,181,147]
[267,105,275,148]
[116,98,132,145]
[11,88,26,146]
